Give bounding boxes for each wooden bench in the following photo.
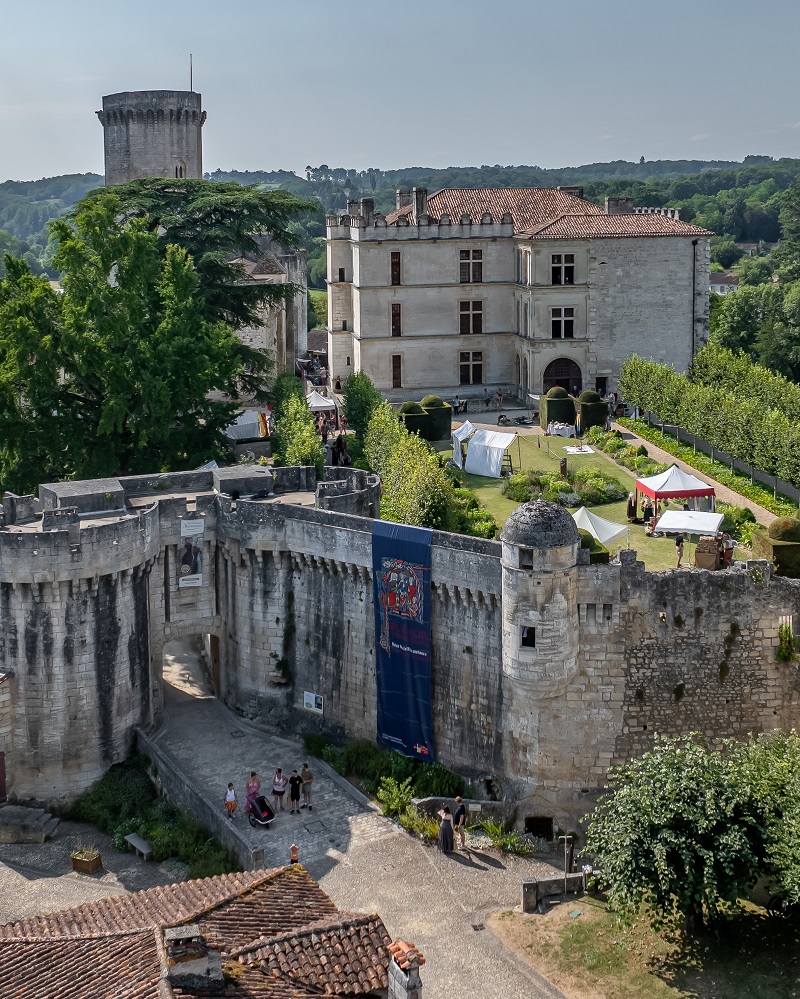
[124,833,152,861]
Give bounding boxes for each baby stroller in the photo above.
[245,794,276,828]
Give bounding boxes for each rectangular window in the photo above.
[459,350,483,385]
[519,548,534,569]
[551,253,575,285]
[338,267,346,282]
[551,307,575,339]
[391,303,402,337]
[459,248,483,283]
[342,319,348,332]
[392,354,402,389]
[521,626,536,648]
[459,300,483,335]
[390,251,401,286]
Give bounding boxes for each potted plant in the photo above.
[71,843,102,874]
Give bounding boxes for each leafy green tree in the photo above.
[0,256,65,492]
[270,371,305,420]
[380,430,452,529]
[364,402,405,476]
[778,181,800,280]
[586,735,763,929]
[272,394,323,473]
[343,371,382,437]
[72,178,313,331]
[710,234,744,269]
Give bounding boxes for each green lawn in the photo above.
[456,433,742,572]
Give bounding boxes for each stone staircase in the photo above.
[0,805,61,844]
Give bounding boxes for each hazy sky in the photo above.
[2,0,799,182]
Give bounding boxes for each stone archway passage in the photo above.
[542,357,582,395]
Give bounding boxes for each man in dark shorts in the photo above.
[301,763,314,811]
[453,796,466,851]
[288,769,303,814]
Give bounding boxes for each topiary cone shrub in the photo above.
[540,387,577,430]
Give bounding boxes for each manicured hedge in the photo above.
[619,355,800,489]
[751,528,800,578]
[540,387,576,430]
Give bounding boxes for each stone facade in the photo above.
[1,479,798,833]
[97,91,206,186]
[326,189,711,401]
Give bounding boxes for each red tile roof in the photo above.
[382,187,712,239]
[388,938,425,970]
[0,931,164,999]
[234,913,392,995]
[385,187,604,231]
[522,211,713,239]
[0,867,395,999]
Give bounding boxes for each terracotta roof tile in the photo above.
[171,964,321,998]
[384,187,604,232]
[521,211,713,239]
[0,868,312,944]
[381,187,712,239]
[388,938,425,969]
[0,931,163,999]
[235,913,392,996]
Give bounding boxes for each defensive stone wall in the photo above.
[1,475,798,834]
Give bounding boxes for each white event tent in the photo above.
[464,429,516,478]
[451,421,476,469]
[653,510,724,535]
[306,390,336,413]
[225,411,262,441]
[572,507,630,549]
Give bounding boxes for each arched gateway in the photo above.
[543,357,582,394]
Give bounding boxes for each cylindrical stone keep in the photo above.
[96,91,206,186]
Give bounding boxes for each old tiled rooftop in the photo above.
[233,912,392,995]
[382,186,712,239]
[0,866,393,999]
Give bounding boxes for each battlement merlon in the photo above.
[325,215,515,242]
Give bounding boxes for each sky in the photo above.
[1,0,799,182]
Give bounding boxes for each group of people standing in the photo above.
[436,796,466,855]
[223,764,314,819]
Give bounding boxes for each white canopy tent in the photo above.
[451,421,476,469]
[653,510,724,535]
[464,429,516,478]
[225,411,262,441]
[306,390,336,413]
[572,507,630,549]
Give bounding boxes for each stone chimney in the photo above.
[412,187,428,221]
[387,940,424,999]
[359,198,375,225]
[605,196,636,215]
[163,925,223,989]
[346,199,359,218]
[558,185,584,200]
[396,187,412,210]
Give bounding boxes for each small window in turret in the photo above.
[520,626,536,648]
[519,548,534,569]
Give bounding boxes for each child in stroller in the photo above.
[245,793,276,828]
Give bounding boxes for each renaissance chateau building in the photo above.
[326,187,712,400]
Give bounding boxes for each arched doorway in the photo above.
[543,358,582,395]
[522,357,529,392]
[514,354,520,387]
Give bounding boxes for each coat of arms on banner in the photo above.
[376,557,425,653]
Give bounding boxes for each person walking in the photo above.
[453,796,466,851]
[272,768,288,811]
[483,387,491,410]
[676,533,685,568]
[437,806,454,855]
[301,763,314,811]
[224,783,237,820]
[288,769,303,814]
[723,532,735,567]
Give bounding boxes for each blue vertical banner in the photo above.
[371,520,435,760]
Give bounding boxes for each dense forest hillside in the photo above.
[3,157,800,282]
